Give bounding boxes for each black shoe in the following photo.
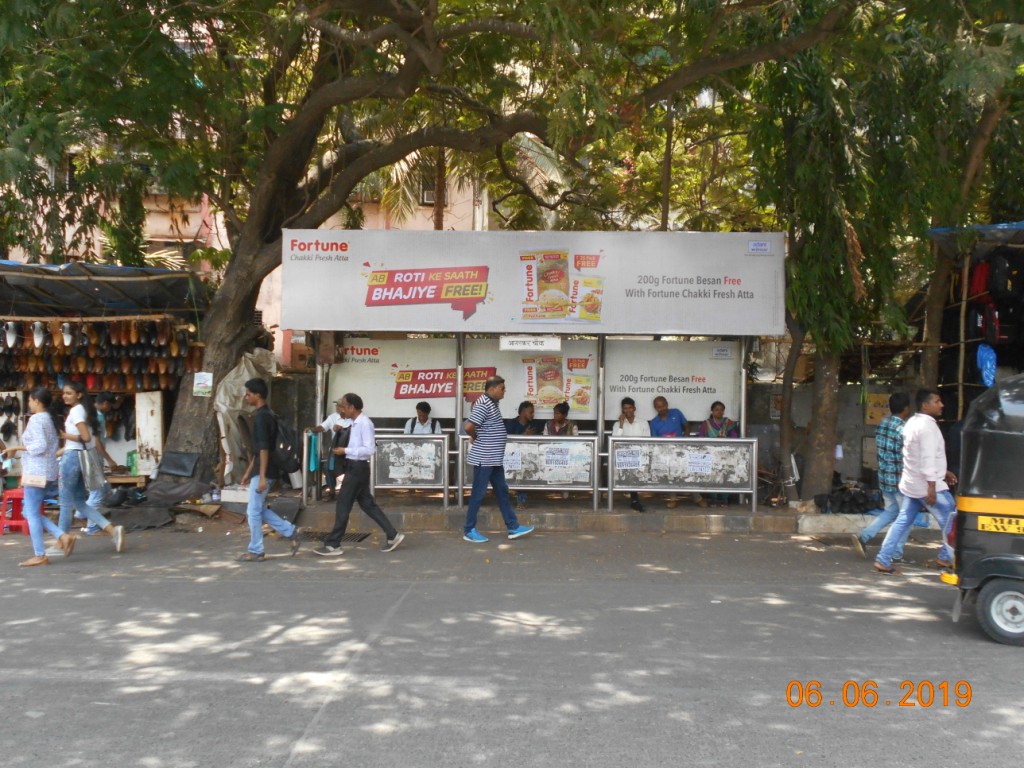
[313,545,344,557]
[630,500,645,512]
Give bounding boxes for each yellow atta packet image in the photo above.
[565,374,593,410]
[520,250,570,320]
[569,275,604,322]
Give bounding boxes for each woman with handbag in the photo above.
[58,382,124,553]
[4,387,76,566]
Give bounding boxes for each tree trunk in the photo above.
[779,310,806,500]
[160,244,269,483]
[659,102,674,231]
[802,349,840,499]
[433,148,446,230]
[919,94,1008,388]
[918,248,953,387]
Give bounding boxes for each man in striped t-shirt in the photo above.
[462,376,535,543]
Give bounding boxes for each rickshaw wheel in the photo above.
[977,578,1024,646]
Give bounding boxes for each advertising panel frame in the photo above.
[373,434,450,507]
[458,435,600,512]
[608,437,758,512]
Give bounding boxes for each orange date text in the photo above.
[785,680,972,708]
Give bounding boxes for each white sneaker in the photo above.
[381,533,405,553]
[111,525,125,553]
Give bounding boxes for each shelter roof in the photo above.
[0,260,210,319]
[929,221,1024,260]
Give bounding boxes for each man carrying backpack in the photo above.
[237,378,302,562]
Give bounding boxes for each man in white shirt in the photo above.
[404,401,442,434]
[307,398,352,500]
[612,397,650,512]
[313,393,404,556]
[874,389,957,574]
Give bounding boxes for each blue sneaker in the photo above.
[507,524,534,540]
[463,529,489,543]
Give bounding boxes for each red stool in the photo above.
[2,487,30,536]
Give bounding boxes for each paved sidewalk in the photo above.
[1,524,1016,768]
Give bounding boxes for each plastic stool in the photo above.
[2,487,30,536]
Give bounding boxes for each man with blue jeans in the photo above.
[874,389,957,574]
[237,378,301,562]
[852,393,912,560]
[463,376,534,543]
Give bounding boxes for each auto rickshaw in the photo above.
[942,373,1024,645]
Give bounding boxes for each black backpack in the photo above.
[271,411,302,475]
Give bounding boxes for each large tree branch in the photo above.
[292,112,547,229]
[635,1,859,109]
[958,91,1009,204]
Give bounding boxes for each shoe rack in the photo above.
[0,315,204,393]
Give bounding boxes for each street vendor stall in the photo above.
[0,261,210,482]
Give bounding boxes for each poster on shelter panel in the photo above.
[282,230,785,335]
[323,337,740,423]
[603,340,742,425]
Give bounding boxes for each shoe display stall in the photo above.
[0,261,212,487]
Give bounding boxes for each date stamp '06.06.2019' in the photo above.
[786,680,973,708]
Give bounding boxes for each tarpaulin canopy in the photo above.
[929,221,1024,260]
[0,260,210,319]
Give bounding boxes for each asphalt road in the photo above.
[2,522,1020,767]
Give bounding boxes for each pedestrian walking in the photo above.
[4,387,75,566]
[236,378,302,562]
[462,375,534,543]
[57,382,124,553]
[851,392,912,560]
[873,389,957,574]
[313,393,405,556]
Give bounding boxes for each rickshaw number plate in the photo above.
[977,516,1024,535]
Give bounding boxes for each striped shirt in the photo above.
[467,395,507,465]
[875,414,904,493]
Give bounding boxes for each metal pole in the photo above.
[456,333,465,509]
[596,335,606,513]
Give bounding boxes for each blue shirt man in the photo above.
[462,376,534,543]
[649,396,687,437]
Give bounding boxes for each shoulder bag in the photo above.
[78,445,107,492]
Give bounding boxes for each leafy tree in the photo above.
[0,0,864,480]
[748,2,1023,496]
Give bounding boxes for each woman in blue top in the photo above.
[4,387,75,566]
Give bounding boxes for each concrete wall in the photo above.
[747,383,903,484]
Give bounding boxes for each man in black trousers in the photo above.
[313,393,405,556]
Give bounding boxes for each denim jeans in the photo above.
[59,451,110,533]
[876,489,956,568]
[859,490,911,558]
[464,465,519,534]
[24,481,64,557]
[246,477,296,555]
